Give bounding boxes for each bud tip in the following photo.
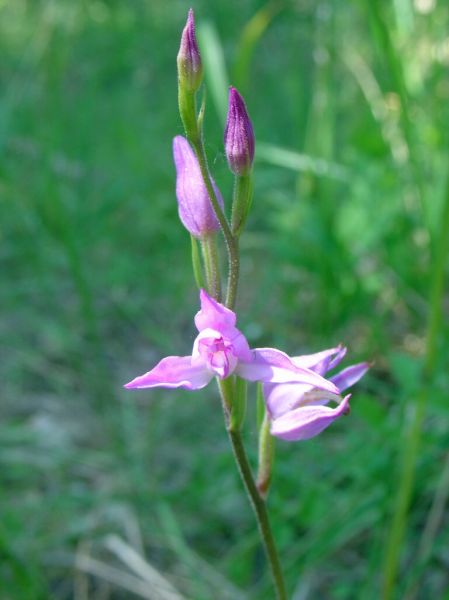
[177,8,203,93]
[224,87,255,176]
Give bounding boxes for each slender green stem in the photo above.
[218,376,234,417]
[200,234,222,301]
[192,136,240,309]
[218,380,287,600]
[178,86,198,144]
[257,409,274,499]
[231,173,253,237]
[229,376,247,431]
[382,172,449,599]
[228,427,287,600]
[190,235,206,290]
[256,382,274,499]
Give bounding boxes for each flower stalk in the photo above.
[227,427,288,600]
[125,11,370,600]
[178,87,199,145]
[186,68,287,592]
[191,134,240,309]
[218,378,287,600]
[190,235,206,290]
[229,376,247,431]
[183,111,240,306]
[200,234,222,301]
[231,173,253,237]
[257,409,274,499]
[214,206,287,598]
[177,76,239,307]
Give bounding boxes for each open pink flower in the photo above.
[265,346,369,441]
[125,290,341,394]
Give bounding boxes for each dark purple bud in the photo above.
[177,9,203,93]
[224,87,255,176]
[173,136,224,238]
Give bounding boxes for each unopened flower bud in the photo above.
[173,136,224,238]
[224,87,255,176]
[177,9,203,93]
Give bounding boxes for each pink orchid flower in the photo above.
[265,346,369,441]
[125,290,341,393]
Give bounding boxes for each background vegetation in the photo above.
[1,0,449,598]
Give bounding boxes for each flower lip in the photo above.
[193,328,239,378]
[270,394,352,442]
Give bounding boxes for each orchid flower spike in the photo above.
[177,8,203,93]
[224,87,255,176]
[173,136,223,238]
[264,346,370,441]
[125,290,342,394]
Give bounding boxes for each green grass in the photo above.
[1,0,449,598]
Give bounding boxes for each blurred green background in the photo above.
[1,0,449,598]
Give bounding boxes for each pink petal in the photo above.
[229,329,253,362]
[292,346,346,375]
[124,355,213,390]
[327,346,347,370]
[264,381,343,420]
[194,289,237,333]
[264,382,313,419]
[173,136,223,238]
[270,395,351,441]
[236,348,340,391]
[330,362,369,392]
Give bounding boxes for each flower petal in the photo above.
[327,346,347,371]
[270,395,351,441]
[229,328,253,362]
[124,355,213,390]
[264,382,313,419]
[236,348,340,391]
[173,136,223,238]
[194,289,237,332]
[330,362,370,392]
[264,381,343,419]
[292,346,346,375]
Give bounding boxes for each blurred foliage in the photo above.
[1,0,449,598]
